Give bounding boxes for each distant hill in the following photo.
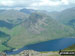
[0,10,5,13]
[58,7,75,24]
[50,7,75,29]
[20,8,36,14]
[0,10,29,25]
[49,11,60,19]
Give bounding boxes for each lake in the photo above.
[5,38,75,55]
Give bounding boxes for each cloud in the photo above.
[28,0,70,10]
[30,0,71,7]
[30,0,61,7]
[0,0,74,7]
[0,0,75,11]
[0,0,14,6]
[61,0,69,5]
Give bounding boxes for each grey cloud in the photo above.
[0,0,75,12]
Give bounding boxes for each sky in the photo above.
[0,0,75,11]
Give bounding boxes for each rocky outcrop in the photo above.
[8,50,42,56]
[18,50,41,56]
[7,50,59,56]
[0,52,7,56]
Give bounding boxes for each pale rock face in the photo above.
[8,50,41,56]
[0,52,6,56]
[7,50,59,56]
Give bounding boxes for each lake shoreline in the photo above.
[5,37,75,55]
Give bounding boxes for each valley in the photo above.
[0,7,75,56]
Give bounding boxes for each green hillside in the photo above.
[58,7,75,24]
[0,31,10,52]
[50,7,75,29]
[7,12,74,49]
[62,45,75,56]
[64,45,75,51]
[0,10,29,25]
[0,9,75,51]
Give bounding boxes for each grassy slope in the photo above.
[0,10,75,51]
[7,13,74,49]
[0,10,29,25]
[64,45,75,51]
[0,10,29,51]
[0,28,10,52]
[49,7,75,23]
[62,45,75,56]
[0,37,10,52]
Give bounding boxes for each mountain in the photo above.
[49,11,60,19]
[0,20,14,29]
[0,10,5,13]
[0,10,30,29]
[58,7,75,24]
[7,12,74,49]
[49,7,75,29]
[0,10,29,25]
[0,31,10,52]
[0,9,74,52]
[20,8,36,14]
[0,31,9,37]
